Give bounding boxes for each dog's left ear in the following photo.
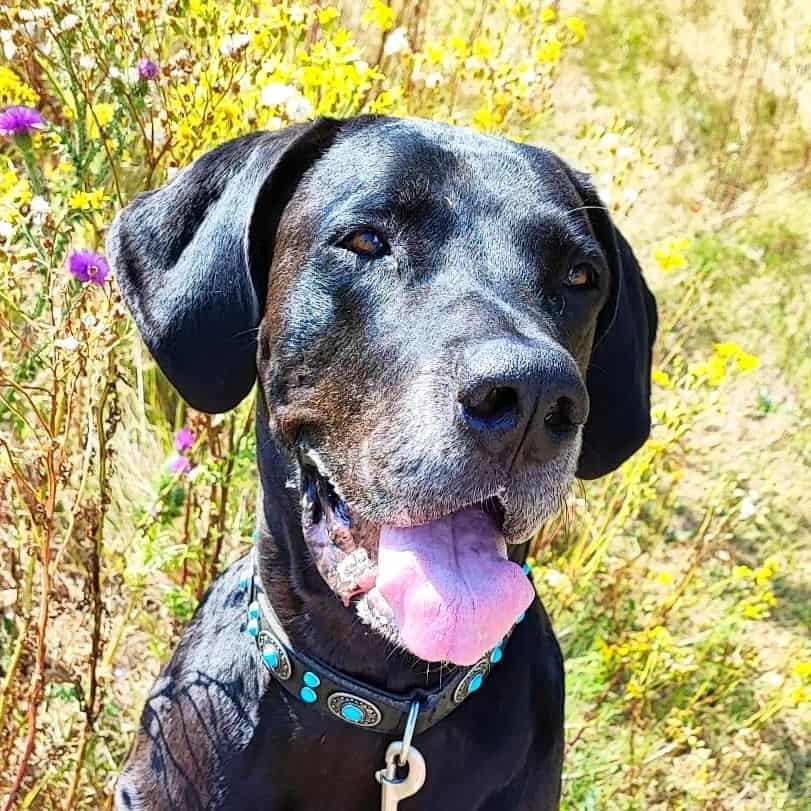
[565,169,659,479]
[107,118,344,413]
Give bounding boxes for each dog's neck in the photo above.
[254,410,458,693]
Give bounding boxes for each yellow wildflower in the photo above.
[713,341,740,358]
[69,189,107,211]
[565,17,587,42]
[317,6,339,27]
[537,38,562,63]
[0,66,38,107]
[654,238,690,272]
[712,342,760,372]
[792,660,811,682]
[541,7,556,23]
[473,106,502,131]
[449,36,468,58]
[425,43,445,64]
[94,103,115,128]
[736,351,760,371]
[362,0,395,32]
[472,37,493,61]
[652,369,673,389]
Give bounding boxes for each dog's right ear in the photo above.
[107,118,343,413]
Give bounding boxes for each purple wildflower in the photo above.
[137,58,159,81]
[67,250,110,286]
[174,427,195,452]
[170,455,192,475]
[0,106,45,137]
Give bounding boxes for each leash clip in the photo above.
[376,701,425,810]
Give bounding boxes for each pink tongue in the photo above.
[376,507,535,666]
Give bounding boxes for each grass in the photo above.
[0,0,809,808]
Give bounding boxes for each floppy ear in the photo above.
[567,170,659,479]
[107,118,343,413]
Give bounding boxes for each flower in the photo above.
[537,38,562,64]
[362,0,395,31]
[174,427,195,452]
[219,33,251,58]
[170,455,192,475]
[69,188,106,211]
[654,238,690,272]
[284,91,313,120]
[67,250,110,285]
[565,17,587,42]
[383,27,410,56]
[137,58,159,81]
[60,13,80,32]
[317,6,340,26]
[0,105,44,137]
[652,369,673,389]
[261,82,297,107]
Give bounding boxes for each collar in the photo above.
[241,550,535,736]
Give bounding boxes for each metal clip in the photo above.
[375,701,425,810]
[376,741,426,810]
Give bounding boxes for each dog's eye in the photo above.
[342,229,388,257]
[564,263,594,288]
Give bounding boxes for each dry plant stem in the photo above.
[0,553,35,735]
[64,369,115,810]
[1,428,58,811]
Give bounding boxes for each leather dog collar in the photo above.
[241,550,535,736]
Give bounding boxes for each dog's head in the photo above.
[109,117,656,665]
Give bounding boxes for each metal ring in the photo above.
[398,700,420,766]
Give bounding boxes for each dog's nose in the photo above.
[457,339,588,462]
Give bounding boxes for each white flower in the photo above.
[79,54,95,70]
[1,30,16,61]
[739,496,757,521]
[383,27,410,56]
[30,196,50,214]
[60,14,80,32]
[424,71,444,89]
[54,337,80,352]
[148,120,167,148]
[519,68,537,84]
[219,33,251,58]
[30,196,50,225]
[285,92,313,121]
[261,82,296,107]
[289,4,306,24]
[0,220,14,240]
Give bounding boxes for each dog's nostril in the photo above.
[543,396,577,433]
[462,385,519,430]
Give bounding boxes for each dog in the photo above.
[109,115,657,810]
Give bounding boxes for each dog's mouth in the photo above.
[298,449,535,665]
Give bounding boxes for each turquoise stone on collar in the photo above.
[244,551,535,735]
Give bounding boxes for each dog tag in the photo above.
[376,741,426,810]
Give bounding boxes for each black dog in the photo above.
[109,116,656,810]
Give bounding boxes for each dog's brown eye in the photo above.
[564,263,593,288]
[342,229,388,257]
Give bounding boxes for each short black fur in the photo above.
[109,116,656,810]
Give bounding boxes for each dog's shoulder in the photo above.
[115,555,270,810]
